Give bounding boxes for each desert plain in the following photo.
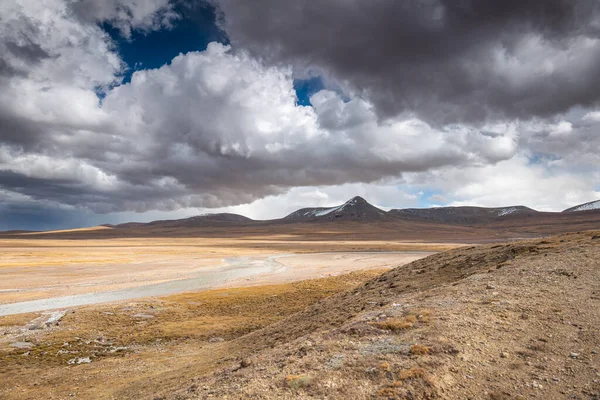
[0,216,599,399]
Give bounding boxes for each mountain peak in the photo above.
[283,196,389,222]
[346,196,368,205]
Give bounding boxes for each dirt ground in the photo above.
[0,270,386,399]
[160,231,600,400]
[1,230,598,399]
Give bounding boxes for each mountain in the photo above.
[388,205,538,225]
[9,196,600,238]
[563,200,600,212]
[282,196,390,222]
[115,213,254,229]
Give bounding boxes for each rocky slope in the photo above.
[164,231,600,399]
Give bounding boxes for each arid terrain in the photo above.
[0,198,599,399]
[0,229,598,399]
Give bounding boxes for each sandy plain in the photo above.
[0,235,454,307]
[0,228,459,399]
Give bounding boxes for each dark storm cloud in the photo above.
[214,0,600,124]
[0,15,52,78]
[1,0,599,230]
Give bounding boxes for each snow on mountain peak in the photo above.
[563,200,600,212]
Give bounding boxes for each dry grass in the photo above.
[0,269,384,399]
[372,316,416,331]
[409,345,430,355]
[285,374,313,389]
[398,367,428,380]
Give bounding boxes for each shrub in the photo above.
[409,345,430,355]
[372,315,417,331]
[285,374,312,390]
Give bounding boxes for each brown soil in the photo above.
[152,230,600,399]
[1,231,599,399]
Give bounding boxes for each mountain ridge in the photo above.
[103,196,600,230]
[388,205,539,225]
[563,199,600,212]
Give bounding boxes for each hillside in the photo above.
[563,199,600,212]
[388,205,537,225]
[114,213,254,229]
[157,231,600,399]
[3,196,600,241]
[282,196,390,222]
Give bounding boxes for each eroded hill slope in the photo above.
[164,232,600,399]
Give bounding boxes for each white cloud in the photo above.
[0,1,599,223]
[408,154,600,211]
[583,111,600,122]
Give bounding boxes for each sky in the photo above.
[1,0,600,230]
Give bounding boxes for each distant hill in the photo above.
[282,196,390,222]
[563,200,600,212]
[388,205,538,225]
[5,195,600,238]
[115,213,254,229]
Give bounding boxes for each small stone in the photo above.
[208,337,225,343]
[10,342,34,349]
[500,351,509,358]
[132,313,154,319]
[486,284,496,290]
[570,352,580,359]
[68,357,92,365]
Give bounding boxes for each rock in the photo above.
[486,283,496,290]
[68,357,91,365]
[209,337,225,343]
[10,342,34,349]
[132,313,154,319]
[500,351,509,358]
[570,352,580,359]
[44,310,67,326]
[240,359,251,368]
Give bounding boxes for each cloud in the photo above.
[1,0,600,229]
[428,194,448,204]
[69,0,178,38]
[404,154,600,211]
[0,15,520,216]
[214,0,600,124]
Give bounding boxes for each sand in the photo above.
[0,236,447,312]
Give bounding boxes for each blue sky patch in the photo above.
[293,77,325,106]
[104,1,227,84]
